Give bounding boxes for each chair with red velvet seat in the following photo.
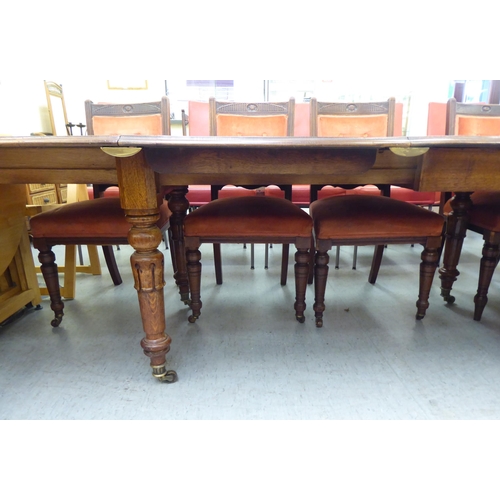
[309,98,395,272]
[310,194,444,328]
[30,196,171,327]
[440,98,500,320]
[30,98,174,326]
[207,98,297,286]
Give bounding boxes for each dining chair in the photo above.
[182,98,313,324]
[310,195,445,327]
[441,98,500,320]
[30,196,171,327]
[309,98,395,270]
[207,97,296,285]
[30,97,174,327]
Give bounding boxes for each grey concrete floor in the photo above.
[1,231,500,420]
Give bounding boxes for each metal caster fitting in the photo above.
[152,364,178,383]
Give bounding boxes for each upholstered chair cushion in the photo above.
[216,114,288,136]
[184,196,312,238]
[30,197,171,239]
[456,116,500,136]
[92,114,163,136]
[317,115,388,137]
[310,195,444,240]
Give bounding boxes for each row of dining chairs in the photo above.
[29,96,500,329]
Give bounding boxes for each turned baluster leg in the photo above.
[439,192,473,304]
[127,216,177,383]
[474,232,500,321]
[416,238,441,319]
[185,243,202,323]
[294,245,310,323]
[168,186,190,303]
[37,244,64,327]
[313,248,329,328]
[114,149,177,383]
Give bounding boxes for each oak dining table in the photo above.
[1,134,500,383]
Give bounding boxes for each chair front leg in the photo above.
[313,249,329,327]
[186,245,202,323]
[474,231,500,321]
[416,238,441,319]
[36,244,64,327]
[294,246,309,323]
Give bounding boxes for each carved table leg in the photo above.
[438,192,473,304]
[168,186,190,303]
[113,149,178,383]
[128,214,177,383]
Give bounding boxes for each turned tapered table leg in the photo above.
[438,192,473,304]
[111,148,177,383]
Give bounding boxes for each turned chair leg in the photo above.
[313,249,329,328]
[36,245,65,327]
[474,232,500,321]
[416,240,440,320]
[186,246,202,323]
[294,246,309,323]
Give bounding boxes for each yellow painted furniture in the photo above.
[0,185,41,324]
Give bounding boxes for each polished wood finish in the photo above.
[2,135,500,381]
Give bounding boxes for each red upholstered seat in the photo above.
[183,196,313,324]
[31,197,171,239]
[311,196,444,241]
[310,195,444,327]
[184,197,312,239]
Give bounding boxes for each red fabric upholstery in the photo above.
[310,196,444,240]
[30,197,171,239]
[390,186,439,205]
[184,197,312,238]
[292,185,310,205]
[186,185,211,206]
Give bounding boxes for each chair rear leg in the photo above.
[213,243,223,285]
[102,245,122,286]
[368,245,385,284]
[37,245,64,327]
[313,250,329,327]
[416,240,440,319]
[186,246,203,323]
[474,232,500,321]
[281,244,290,286]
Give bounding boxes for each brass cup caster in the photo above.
[296,314,305,324]
[152,364,178,383]
[51,314,63,327]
